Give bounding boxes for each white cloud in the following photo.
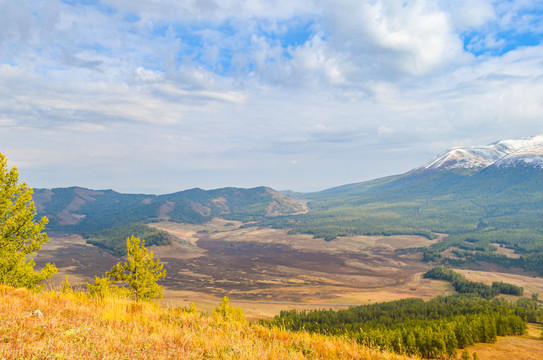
[1,0,543,192]
[443,0,495,30]
[136,67,164,82]
[101,0,317,23]
[321,0,472,79]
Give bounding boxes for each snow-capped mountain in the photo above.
[421,135,543,172]
[494,147,543,169]
[311,134,543,201]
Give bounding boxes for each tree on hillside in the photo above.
[107,236,166,301]
[0,153,56,290]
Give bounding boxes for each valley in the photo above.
[37,219,451,317]
[36,218,543,322]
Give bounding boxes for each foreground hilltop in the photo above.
[0,285,415,360]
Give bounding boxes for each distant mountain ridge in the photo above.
[262,134,543,273]
[307,134,543,201]
[418,134,543,172]
[34,185,306,229]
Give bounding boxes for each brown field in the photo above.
[34,221,542,320]
[462,323,543,360]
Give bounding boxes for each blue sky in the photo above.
[1,0,543,193]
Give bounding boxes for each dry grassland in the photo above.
[36,220,450,318]
[28,221,543,359]
[0,285,418,360]
[35,222,543,322]
[462,323,543,360]
[491,243,521,259]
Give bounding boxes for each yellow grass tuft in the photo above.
[0,285,418,359]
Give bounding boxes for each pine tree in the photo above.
[0,153,56,290]
[107,236,166,301]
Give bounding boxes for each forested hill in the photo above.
[34,186,305,228]
[32,186,306,254]
[268,159,543,241]
[263,135,543,274]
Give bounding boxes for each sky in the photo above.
[1,0,543,194]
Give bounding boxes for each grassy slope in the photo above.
[0,286,416,360]
[462,323,543,360]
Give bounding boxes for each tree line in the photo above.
[423,266,524,298]
[266,294,541,358]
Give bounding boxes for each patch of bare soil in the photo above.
[34,234,121,288]
[158,201,174,218]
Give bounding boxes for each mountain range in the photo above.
[33,134,543,272]
[33,186,305,254]
[268,134,543,273]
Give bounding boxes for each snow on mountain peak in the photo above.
[494,147,543,169]
[491,134,543,153]
[421,134,543,171]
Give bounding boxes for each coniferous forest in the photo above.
[267,294,541,358]
[266,267,540,358]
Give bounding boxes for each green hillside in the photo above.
[266,165,543,273]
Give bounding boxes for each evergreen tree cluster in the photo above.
[267,295,541,358]
[423,266,524,298]
[84,223,172,256]
[491,281,524,296]
[422,231,543,275]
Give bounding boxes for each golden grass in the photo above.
[0,285,417,360]
[461,323,543,360]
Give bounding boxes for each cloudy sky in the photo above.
[1,0,543,194]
